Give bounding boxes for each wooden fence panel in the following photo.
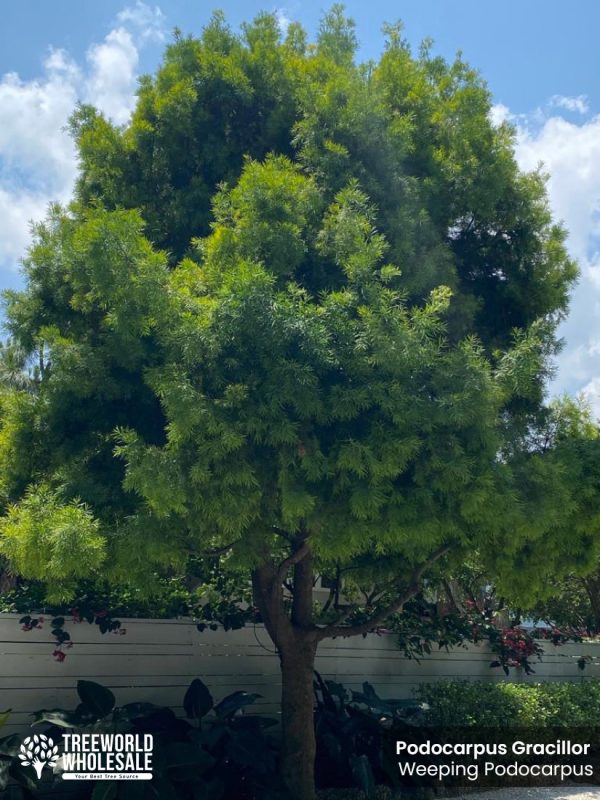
[0,614,597,737]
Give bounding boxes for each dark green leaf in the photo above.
[31,709,85,728]
[77,680,116,718]
[183,678,213,720]
[213,691,261,719]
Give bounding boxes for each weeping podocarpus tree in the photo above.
[0,9,588,799]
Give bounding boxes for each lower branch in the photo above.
[315,543,452,641]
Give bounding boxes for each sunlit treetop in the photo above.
[0,6,583,606]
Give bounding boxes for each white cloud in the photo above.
[0,190,53,265]
[85,27,139,125]
[0,3,165,276]
[581,377,600,414]
[489,103,511,127]
[117,1,166,42]
[275,8,292,35]
[501,106,600,416]
[549,94,590,115]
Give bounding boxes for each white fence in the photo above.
[0,614,598,737]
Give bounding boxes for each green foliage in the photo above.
[417,679,600,727]
[387,595,553,675]
[28,677,284,799]
[482,397,600,604]
[0,486,105,602]
[0,726,38,796]
[523,569,600,636]
[1,556,255,633]
[0,8,583,605]
[314,674,425,796]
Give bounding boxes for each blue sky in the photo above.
[1,1,600,410]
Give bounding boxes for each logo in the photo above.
[17,732,154,782]
[18,734,59,779]
[61,733,153,780]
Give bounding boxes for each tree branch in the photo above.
[321,585,336,615]
[272,526,294,542]
[315,543,452,641]
[276,540,311,585]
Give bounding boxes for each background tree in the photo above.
[523,569,600,635]
[0,9,591,800]
[491,397,600,633]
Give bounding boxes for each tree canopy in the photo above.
[0,8,591,799]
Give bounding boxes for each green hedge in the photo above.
[416,679,600,727]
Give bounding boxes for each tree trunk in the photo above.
[582,576,600,633]
[279,634,318,800]
[251,546,319,800]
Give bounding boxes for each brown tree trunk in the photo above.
[251,542,451,799]
[582,576,600,633]
[279,633,318,800]
[252,544,319,800]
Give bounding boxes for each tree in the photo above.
[0,9,588,800]
[489,397,600,632]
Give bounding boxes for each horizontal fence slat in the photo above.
[0,614,597,735]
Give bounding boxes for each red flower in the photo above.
[94,610,108,619]
[52,650,66,662]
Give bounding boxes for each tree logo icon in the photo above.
[18,734,59,779]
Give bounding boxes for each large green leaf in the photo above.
[0,762,9,792]
[31,709,85,728]
[77,680,116,718]
[213,691,261,719]
[183,679,213,720]
[0,733,21,757]
[8,760,38,793]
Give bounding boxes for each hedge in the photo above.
[416,679,600,727]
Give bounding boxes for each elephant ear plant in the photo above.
[27,678,284,799]
[314,673,428,798]
[0,709,42,798]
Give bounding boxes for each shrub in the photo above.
[26,678,285,799]
[417,679,600,727]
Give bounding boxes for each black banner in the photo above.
[382,726,600,790]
